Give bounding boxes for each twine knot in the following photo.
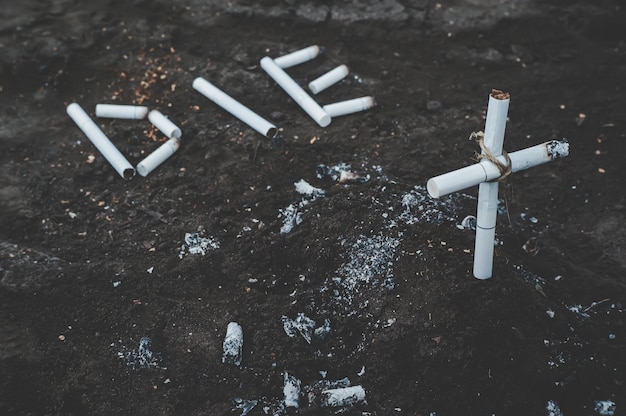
[470,131,512,182]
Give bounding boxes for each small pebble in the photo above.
[426,100,442,111]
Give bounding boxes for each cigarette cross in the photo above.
[427,90,569,279]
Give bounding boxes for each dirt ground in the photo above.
[1,0,625,415]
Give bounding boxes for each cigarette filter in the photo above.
[95,104,149,119]
[66,103,135,179]
[192,77,277,138]
[323,96,375,117]
[308,64,349,94]
[148,110,182,139]
[274,45,320,69]
[136,138,180,177]
[260,56,331,127]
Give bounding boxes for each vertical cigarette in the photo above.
[473,90,510,280]
[308,65,349,94]
[222,322,244,366]
[95,104,149,119]
[66,103,135,179]
[136,138,180,177]
[274,45,320,69]
[260,56,331,128]
[192,77,277,138]
[148,110,182,139]
[322,96,375,117]
[473,181,499,279]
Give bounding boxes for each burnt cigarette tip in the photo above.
[490,89,510,100]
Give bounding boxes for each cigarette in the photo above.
[136,138,180,177]
[95,104,148,119]
[66,103,135,179]
[426,140,570,198]
[274,45,320,69]
[483,90,510,154]
[260,56,331,127]
[192,77,277,138]
[308,64,349,94]
[322,96,375,117]
[321,385,366,408]
[473,181,499,279]
[473,90,509,280]
[148,110,182,139]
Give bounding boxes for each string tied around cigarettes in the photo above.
[470,131,512,182]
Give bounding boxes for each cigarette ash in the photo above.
[546,400,564,416]
[546,139,570,159]
[282,313,331,344]
[232,398,258,416]
[279,179,325,234]
[594,400,617,416]
[118,336,162,370]
[178,231,220,259]
[316,163,370,184]
[395,185,474,227]
[337,233,400,292]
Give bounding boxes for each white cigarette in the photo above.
[321,385,366,408]
[308,64,349,94]
[148,110,182,139]
[474,181,499,279]
[322,96,375,118]
[260,56,331,127]
[136,138,180,177]
[222,322,244,366]
[426,140,570,198]
[95,104,148,119]
[192,77,277,138]
[274,45,320,69]
[473,91,509,280]
[66,103,135,179]
[483,91,510,154]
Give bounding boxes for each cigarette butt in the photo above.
[66,103,135,180]
[136,138,180,177]
[192,77,277,138]
[95,104,149,119]
[308,64,349,94]
[322,96,375,118]
[274,45,320,69]
[260,56,331,128]
[148,110,182,139]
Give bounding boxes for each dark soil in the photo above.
[1,1,625,415]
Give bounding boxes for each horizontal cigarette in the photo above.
[427,139,569,198]
[95,104,148,119]
[66,103,135,179]
[260,56,331,128]
[274,45,320,69]
[321,385,366,408]
[136,138,180,177]
[148,110,182,139]
[308,65,349,95]
[322,96,375,117]
[192,77,277,138]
